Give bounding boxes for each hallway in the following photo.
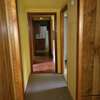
[32,57,55,73]
[25,74,72,100]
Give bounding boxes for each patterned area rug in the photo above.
[32,57,55,73]
[32,61,55,72]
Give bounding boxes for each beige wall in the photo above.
[17,0,63,90]
[67,0,77,99]
[17,1,31,91]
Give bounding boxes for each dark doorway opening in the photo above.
[27,13,57,73]
[32,20,52,57]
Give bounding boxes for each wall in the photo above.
[22,0,67,10]
[25,9,62,73]
[17,0,31,90]
[17,0,62,90]
[67,0,77,99]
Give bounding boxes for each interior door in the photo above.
[78,0,100,100]
[0,0,24,100]
[0,0,14,99]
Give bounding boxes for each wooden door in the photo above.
[0,0,24,100]
[78,0,100,100]
[0,0,14,99]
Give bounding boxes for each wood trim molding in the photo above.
[0,0,15,99]
[60,12,64,73]
[27,12,58,73]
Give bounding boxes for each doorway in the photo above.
[33,20,52,57]
[61,6,68,81]
[27,13,57,73]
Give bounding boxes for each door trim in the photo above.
[27,12,58,73]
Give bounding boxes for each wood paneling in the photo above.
[0,0,24,100]
[60,5,67,73]
[81,96,100,100]
[0,0,15,99]
[60,9,64,73]
[5,0,24,100]
[78,0,100,100]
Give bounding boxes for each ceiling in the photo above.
[22,0,67,9]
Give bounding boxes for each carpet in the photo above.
[25,74,72,100]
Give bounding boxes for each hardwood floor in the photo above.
[32,56,55,73]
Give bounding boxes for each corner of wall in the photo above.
[67,0,78,99]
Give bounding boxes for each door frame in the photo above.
[60,5,67,73]
[27,12,58,73]
[60,3,79,100]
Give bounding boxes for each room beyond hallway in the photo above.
[32,57,55,73]
[27,14,56,73]
[25,74,72,100]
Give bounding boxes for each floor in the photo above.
[32,56,55,73]
[25,74,72,100]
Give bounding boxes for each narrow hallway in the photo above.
[25,74,72,100]
[32,57,55,73]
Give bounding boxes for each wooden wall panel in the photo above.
[0,0,24,100]
[5,0,24,100]
[80,0,97,96]
[81,96,100,100]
